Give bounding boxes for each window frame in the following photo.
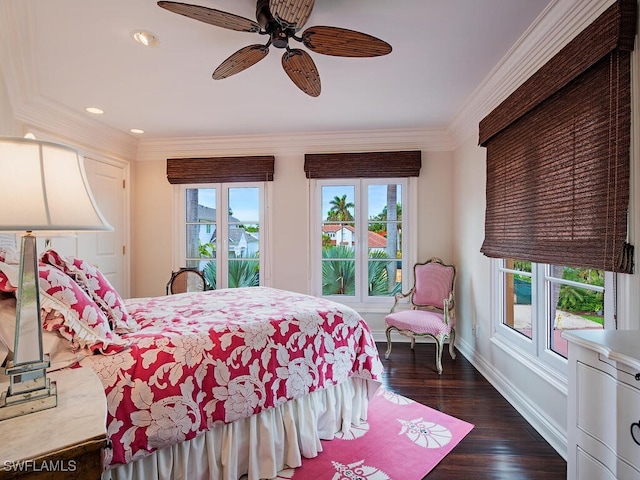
[492,258,615,374]
[310,177,417,309]
[173,181,268,289]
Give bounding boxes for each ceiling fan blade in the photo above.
[213,45,269,80]
[270,0,315,30]
[302,26,392,57]
[157,1,261,33]
[282,49,321,97]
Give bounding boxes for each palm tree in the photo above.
[327,195,354,221]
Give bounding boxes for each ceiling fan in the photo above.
[157,0,392,97]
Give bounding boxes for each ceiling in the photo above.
[1,0,553,140]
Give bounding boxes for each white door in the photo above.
[79,158,128,297]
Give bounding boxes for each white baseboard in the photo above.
[455,336,567,460]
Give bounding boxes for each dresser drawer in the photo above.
[577,447,640,480]
[577,447,617,480]
[577,361,640,474]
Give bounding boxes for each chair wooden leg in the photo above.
[449,328,456,360]
[435,337,444,375]
[385,327,393,359]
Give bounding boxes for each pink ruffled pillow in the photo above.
[39,264,129,354]
[0,252,18,293]
[40,250,138,334]
[0,267,16,293]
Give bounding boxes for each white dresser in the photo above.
[564,330,640,480]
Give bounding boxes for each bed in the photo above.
[0,249,384,480]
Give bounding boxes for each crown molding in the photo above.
[448,0,615,149]
[14,96,139,162]
[0,0,138,161]
[136,127,455,162]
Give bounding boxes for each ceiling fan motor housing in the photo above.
[256,0,289,48]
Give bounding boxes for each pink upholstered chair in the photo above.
[384,258,456,374]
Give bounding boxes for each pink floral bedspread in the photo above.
[80,287,383,467]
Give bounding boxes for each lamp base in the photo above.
[0,380,57,421]
[0,354,58,421]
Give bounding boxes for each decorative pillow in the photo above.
[39,264,129,355]
[0,292,84,370]
[0,262,17,293]
[0,247,20,265]
[40,250,138,334]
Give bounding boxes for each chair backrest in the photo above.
[411,258,456,310]
[166,268,206,295]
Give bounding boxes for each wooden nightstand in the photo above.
[0,367,107,479]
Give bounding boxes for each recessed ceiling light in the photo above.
[130,128,145,134]
[85,107,104,115]
[132,30,159,47]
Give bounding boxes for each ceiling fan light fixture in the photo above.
[132,30,160,47]
[130,128,145,134]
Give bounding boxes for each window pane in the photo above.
[229,187,259,223]
[503,259,532,340]
[321,223,356,255]
[548,265,604,358]
[186,188,216,261]
[322,259,355,296]
[186,188,216,222]
[227,258,259,288]
[227,223,259,259]
[368,259,401,296]
[225,187,260,288]
[367,183,402,298]
[186,224,217,260]
[322,185,355,221]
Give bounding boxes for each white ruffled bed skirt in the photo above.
[103,377,380,480]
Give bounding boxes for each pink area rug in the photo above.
[274,388,474,479]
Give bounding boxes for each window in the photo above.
[177,183,265,290]
[312,178,411,304]
[479,1,634,274]
[495,258,614,370]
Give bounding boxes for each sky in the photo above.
[195,187,259,222]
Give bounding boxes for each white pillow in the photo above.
[0,294,80,370]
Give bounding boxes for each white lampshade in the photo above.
[0,137,112,232]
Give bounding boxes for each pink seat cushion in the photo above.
[385,309,452,337]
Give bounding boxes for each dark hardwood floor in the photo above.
[376,341,567,480]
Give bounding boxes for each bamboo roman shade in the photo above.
[479,0,636,273]
[166,156,275,184]
[304,151,421,178]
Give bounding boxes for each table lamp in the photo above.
[0,136,112,420]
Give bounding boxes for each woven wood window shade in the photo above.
[166,156,275,184]
[304,151,421,178]
[479,0,636,273]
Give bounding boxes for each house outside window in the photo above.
[494,259,614,371]
[176,183,264,290]
[312,178,413,305]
